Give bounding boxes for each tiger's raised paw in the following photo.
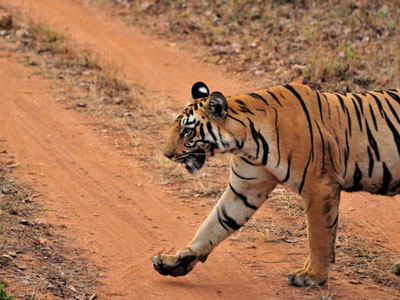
[287,269,327,287]
[152,248,198,277]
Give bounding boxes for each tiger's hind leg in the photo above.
[287,180,341,286]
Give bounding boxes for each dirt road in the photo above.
[1,0,400,299]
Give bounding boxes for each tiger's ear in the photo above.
[205,91,228,122]
[191,81,210,99]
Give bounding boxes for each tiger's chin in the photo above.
[184,163,203,174]
[183,149,206,174]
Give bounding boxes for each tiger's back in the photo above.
[229,84,400,196]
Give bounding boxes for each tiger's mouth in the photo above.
[175,149,206,174]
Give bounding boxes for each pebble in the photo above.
[7,251,17,257]
[15,262,28,270]
[67,285,78,293]
[75,102,87,108]
[19,219,35,226]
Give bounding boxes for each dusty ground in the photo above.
[0,0,400,299]
[0,162,98,300]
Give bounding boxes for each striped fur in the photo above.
[153,82,400,286]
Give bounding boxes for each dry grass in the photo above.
[91,0,399,92]
[0,164,98,299]
[335,226,400,286]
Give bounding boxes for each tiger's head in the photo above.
[163,82,232,174]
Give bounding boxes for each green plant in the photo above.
[0,284,15,300]
[345,42,355,61]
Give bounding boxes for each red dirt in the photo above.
[1,0,400,299]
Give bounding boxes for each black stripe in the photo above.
[335,94,346,112]
[248,118,260,159]
[343,129,350,178]
[377,162,392,195]
[344,105,352,136]
[209,143,217,157]
[218,126,229,148]
[327,214,339,229]
[386,90,400,105]
[284,84,314,160]
[235,137,245,149]
[336,106,342,125]
[267,91,282,106]
[227,114,247,127]
[207,122,217,143]
[346,162,363,192]
[235,99,254,115]
[332,131,342,163]
[367,146,374,177]
[248,118,269,165]
[256,108,266,116]
[322,94,332,119]
[367,92,385,117]
[385,98,400,124]
[248,93,269,106]
[217,208,229,231]
[228,107,239,114]
[316,91,325,125]
[258,131,269,166]
[273,107,281,167]
[365,120,380,161]
[240,157,259,166]
[352,94,364,115]
[231,166,257,180]
[282,153,292,182]
[351,97,363,132]
[299,152,312,194]
[199,123,205,140]
[327,142,338,174]
[229,183,258,210]
[382,111,400,157]
[368,103,378,131]
[315,121,326,171]
[220,206,241,230]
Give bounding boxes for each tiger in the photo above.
[152,81,400,286]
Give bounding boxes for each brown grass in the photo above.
[90,0,400,92]
[0,163,98,299]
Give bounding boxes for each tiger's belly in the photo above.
[342,157,400,196]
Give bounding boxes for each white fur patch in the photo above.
[199,87,208,95]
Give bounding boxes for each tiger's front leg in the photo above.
[153,158,277,277]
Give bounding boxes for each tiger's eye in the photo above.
[182,128,192,137]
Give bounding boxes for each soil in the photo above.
[0,0,400,299]
[0,162,98,300]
